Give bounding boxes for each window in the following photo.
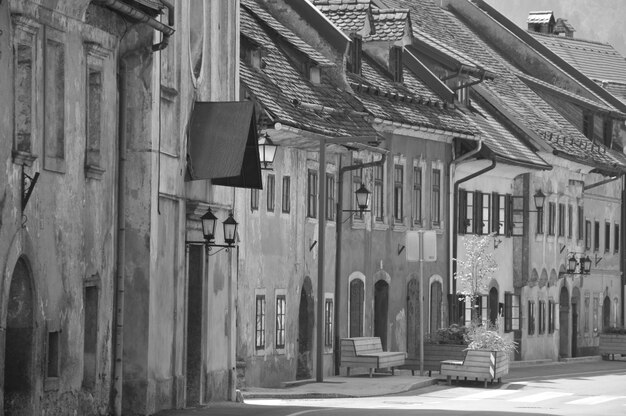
[83,285,98,390]
[547,202,556,236]
[390,45,403,82]
[536,203,544,234]
[13,19,38,155]
[412,165,422,225]
[594,221,600,252]
[558,204,565,237]
[86,58,104,173]
[458,189,473,234]
[394,165,404,223]
[584,295,590,333]
[282,176,290,213]
[266,174,275,212]
[44,29,66,172]
[478,192,490,235]
[578,206,584,241]
[255,295,266,350]
[593,296,599,336]
[568,204,573,238]
[538,300,546,334]
[326,174,335,220]
[510,196,524,236]
[528,301,535,335]
[432,168,441,226]
[602,117,613,147]
[615,224,620,253]
[504,293,520,332]
[548,300,555,334]
[605,222,611,253]
[307,170,318,218]
[324,298,333,347]
[492,193,506,235]
[250,188,259,211]
[585,220,592,250]
[583,111,594,139]
[47,331,60,378]
[373,164,384,221]
[348,34,362,75]
[275,295,286,349]
[352,159,364,220]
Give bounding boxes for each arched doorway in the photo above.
[559,286,570,358]
[407,277,419,358]
[4,257,35,415]
[297,277,314,380]
[603,296,611,330]
[430,280,442,333]
[489,287,499,326]
[374,280,389,350]
[349,279,364,337]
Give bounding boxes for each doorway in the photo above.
[407,278,419,358]
[374,280,389,351]
[603,296,611,330]
[489,287,499,326]
[297,277,314,380]
[349,279,364,337]
[559,286,570,358]
[185,245,203,406]
[571,301,579,358]
[4,257,35,416]
[430,281,442,333]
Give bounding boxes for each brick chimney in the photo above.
[527,11,555,34]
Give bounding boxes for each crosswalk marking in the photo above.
[566,395,626,405]
[452,390,517,400]
[509,392,573,403]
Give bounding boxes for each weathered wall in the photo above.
[1,1,118,415]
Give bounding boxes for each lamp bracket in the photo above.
[397,244,405,255]
[595,254,603,266]
[185,240,236,252]
[560,244,567,253]
[309,240,317,251]
[21,168,40,211]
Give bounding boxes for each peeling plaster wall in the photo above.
[1,1,118,415]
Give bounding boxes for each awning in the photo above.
[186,101,262,189]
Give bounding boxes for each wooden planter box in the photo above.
[440,350,509,387]
[599,333,626,359]
[402,343,467,375]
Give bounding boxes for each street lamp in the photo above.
[533,189,545,212]
[562,253,592,276]
[354,184,371,212]
[258,133,278,170]
[188,208,239,250]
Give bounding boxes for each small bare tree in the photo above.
[454,234,498,322]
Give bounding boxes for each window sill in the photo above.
[44,377,60,391]
[44,156,66,174]
[85,164,105,180]
[392,223,407,232]
[373,222,389,231]
[12,150,37,167]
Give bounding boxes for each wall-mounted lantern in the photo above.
[532,189,546,212]
[354,184,371,213]
[258,133,278,170]
[563,252,592,276]
[188,208,238,251]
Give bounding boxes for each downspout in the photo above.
[622,176,625,326]
[334,150,388,375]
[97,0,175,51]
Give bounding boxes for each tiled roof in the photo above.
[366,8,410,41]
[533,33,626,84]
[240,3,376,138]
[379,0,626,172]
[527,11,554,25]
[597,81,626,106]
[464,99,550,168]
[516,72,622,115]
[348,54,477,136]
[312,0,370,34]
[241,0,334,66]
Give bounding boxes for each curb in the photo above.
[240,378,438,401]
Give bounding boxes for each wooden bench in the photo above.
[340,337,406,377]
[599,334,626,360]
[440,350,509,388]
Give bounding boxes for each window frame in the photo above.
[373,164,384,222]
[504,292,520,333]
[431,168,441,227]
[282,176,291,213]
[412,164,422,226]
[326,173,336,221]
[558,203,565,237]
[585,220,592,250]
[324,297,333,348]
[547,202,556,236]
[255,294,266,351]
[615,224,620,254]
[528,301,536,335]
[250,188,259,211]
[594,220,600,252]
[307,169,318,219]
[275,294,286,350]
[548,299,555,334]
[266,173,275,212]
[393,164,404,223]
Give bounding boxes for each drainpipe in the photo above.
[333,149,387,375]
[97,0,175,51]
[622,176,626,326]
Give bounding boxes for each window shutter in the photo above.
[458,189,467,234]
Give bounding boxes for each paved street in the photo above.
[156,359,626,416]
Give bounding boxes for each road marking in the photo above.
[566,395,622,405]
[286,409,330,416]
[509,392,573,403]
[452,390,517,400]
[505,369,626,383]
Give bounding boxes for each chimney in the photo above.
[347,34,362,75]
[554,18,575,38]
[527,11,555,34]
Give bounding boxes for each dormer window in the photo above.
[390,45,403,83]
[309,66,321,84]
[250,49,263,69]
[583,111,594,139]
[602,117,613,147]
[348,34,362,75]
[455,80,469,106]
